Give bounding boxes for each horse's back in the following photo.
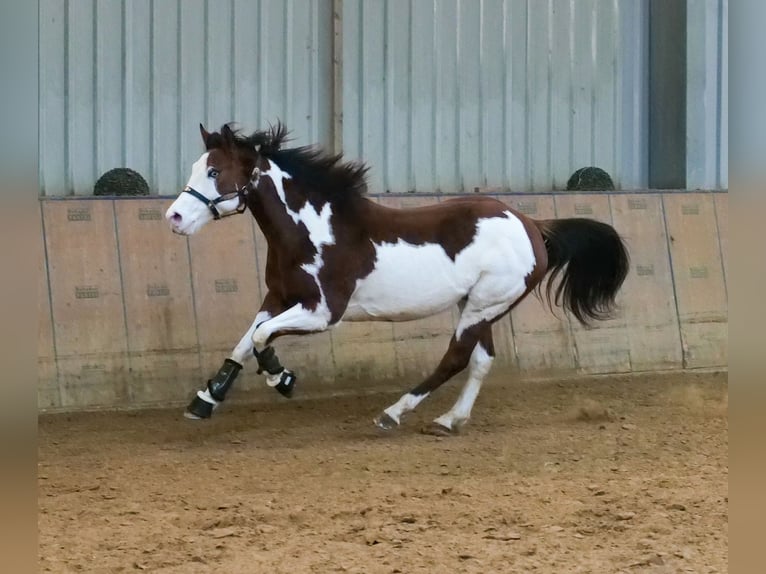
[362,195,516,242]
[373,194,509,216]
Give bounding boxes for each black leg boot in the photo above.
[185,358,243,419]
[253,346,297,398]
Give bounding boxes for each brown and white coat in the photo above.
[165,124,629,434]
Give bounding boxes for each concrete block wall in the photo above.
[38,191,728,413]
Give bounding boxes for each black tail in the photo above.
[536,218,630,326]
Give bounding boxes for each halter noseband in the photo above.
[181,167,261,221]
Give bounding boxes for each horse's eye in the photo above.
[208,168,220,179]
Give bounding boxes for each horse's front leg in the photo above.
[184,294,286,420]
[250,302,332,397]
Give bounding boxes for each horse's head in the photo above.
[165,123,257,235]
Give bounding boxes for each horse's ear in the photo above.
[199,124,211,148]
[221,124,233,139]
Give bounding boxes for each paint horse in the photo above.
[165,123,629,435]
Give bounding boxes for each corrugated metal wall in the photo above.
[39,0,727,196]
[39,0,333,197]
[686,0,728,189]
[341,0,649,193]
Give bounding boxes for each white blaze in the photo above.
[165,152,241,235]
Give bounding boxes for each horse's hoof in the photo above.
[274,371,296,398]
[373,412,399,431]
[185,394,215,420]
[183,410,203,420]
[421,422,456,436]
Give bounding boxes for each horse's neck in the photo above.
[249,198,299,249]
[249,190,338,254]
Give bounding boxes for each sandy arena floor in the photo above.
[38,370,728,573]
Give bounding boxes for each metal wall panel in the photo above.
[39,0,334,196]
[686,0,728,189]
[40,0,728,196]
[38,206,58,409]
[114,200,200,404]
[609,194,683,371]
[342,0,650,193]
[186,213,261,372]
[663,194,727,368]
[43,200,131,408]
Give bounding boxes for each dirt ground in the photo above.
[38,369,728,574]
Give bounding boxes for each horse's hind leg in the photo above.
[374,320,485,430]
[375,274,519,432]
[426,324,495,435]
[417,273,530,433]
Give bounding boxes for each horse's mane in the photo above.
[212,122,370,204]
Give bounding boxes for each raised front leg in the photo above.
[251,345,298,399]
[185,293,292,420]
[249,302,332,398]
[184,311,267,420]
[252,302,332,346]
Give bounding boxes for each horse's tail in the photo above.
[535,217,630,327]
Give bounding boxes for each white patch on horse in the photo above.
[264,160,296,220]
[382,392,429,425]
[343,211,536,329]
[297,201,334,307]
[433,344,493,430]
[343,240,467,321]
[230,311,271,364]
[264,161,334,243]
[264,161,336,317]
[251,303,331,348]
[453,212,535,338]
